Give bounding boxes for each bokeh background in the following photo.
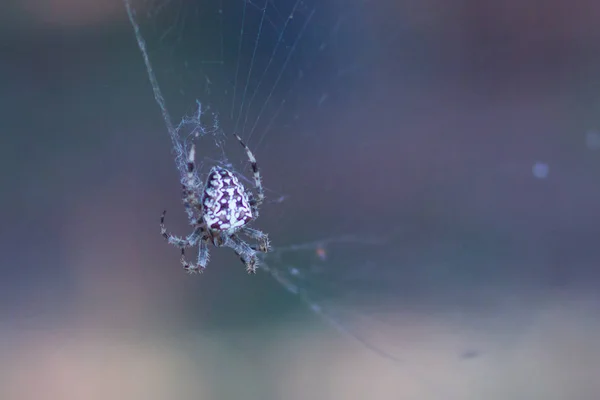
[2,0,600,399]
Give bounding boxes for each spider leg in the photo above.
[181,143,203,222]
[225,234,259,274]
[160,210,203,248]
[246,192,260,219]
[197,238,210,267]
[233,134,264,207]
[240,226,271,253]
[180,239,209,274]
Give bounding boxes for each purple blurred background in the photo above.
[1,0,600,398]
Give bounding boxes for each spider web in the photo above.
[122,0,501,387]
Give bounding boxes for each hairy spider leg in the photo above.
[180,239,209,274]
[240,226,271,253]
[233,134,265,208]
[197,239,210,267]
[160,210,203,248]
[226,234,259,273]
[182,143,203,221]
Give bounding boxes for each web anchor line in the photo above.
[124,0,187,182]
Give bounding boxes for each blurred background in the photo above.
[1,0,600,399]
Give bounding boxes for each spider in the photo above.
[160,134,271,274]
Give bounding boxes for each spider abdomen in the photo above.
[202,167,253,232]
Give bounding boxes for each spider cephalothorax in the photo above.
[160,134,271,274]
